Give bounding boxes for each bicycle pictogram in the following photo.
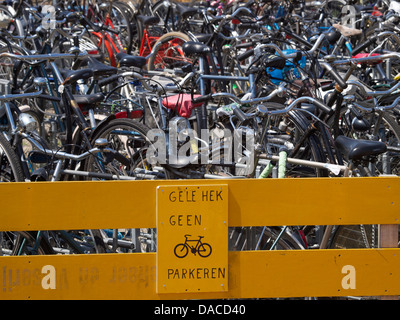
[174,234,212,258]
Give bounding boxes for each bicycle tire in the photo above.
[84,118,158,253]
[84,118,154,179]
[108,2,133,54]
[174,243,189,258]
[327,107,400,249]
[0,133,24,182]
[327,106,400,175]
[256,105,328,178]
[0,136,56,255]
[229,226,304,251]
[328,225,384,249]
[151,0,176,32]
[198,243,212,257]
[10,231,53,255]
[147,31,191,71]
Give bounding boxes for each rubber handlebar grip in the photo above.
[351,35,377,56]
[325,65,348,89]
[112,150,131,168]
[191,94,212,104]
[232,106,249,123]
[237,49,254,62]
[312,99,332,115]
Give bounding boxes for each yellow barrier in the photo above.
[0,177,399,299]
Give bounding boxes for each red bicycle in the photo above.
[131,14,193,71]
[80,0,132,66]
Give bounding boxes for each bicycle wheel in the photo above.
[0,133,24,182]
[198,242,212,257]
[147,31,191,71]
[260,106,328,178]
[328,225,383,249]
[327,106,400,175]
[52,35,102,69]
[44,230,108,254]
[107,2,133,53]
[174,243,189,258]
[84,118,155,179]
[229,226,304,251]
[151,0,176,32]
[0,5,25,39]
[0,135,56,256]
[85,118,159,253]
[9,231,53,255]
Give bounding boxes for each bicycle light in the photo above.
[18,113,38,133]
[33,77,46,89]
[99,2,110,10]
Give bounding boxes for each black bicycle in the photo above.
[174,234,212,258]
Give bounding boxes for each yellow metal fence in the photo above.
[0,177,399,299]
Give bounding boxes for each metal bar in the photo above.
[1,249,400,299]
[0,177,399,231]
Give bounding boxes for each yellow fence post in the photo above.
[380,224,399,300]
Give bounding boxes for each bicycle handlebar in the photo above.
[346,79,400,97]
[320,62,348,89]
[0,51,88,61]
[191,88,332,117]
[353,95,400,112]
[208,6,254,23]
[0,89,43,101]
[79,14,119,35]
[266,96,332,116]
[237,33,326,62]
[22,133,130,164]
[331,51,400,66]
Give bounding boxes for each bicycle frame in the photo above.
[138,28,159,57]
[183,235,204,251]
[83,1,127,66]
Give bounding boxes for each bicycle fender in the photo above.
[90,114,116,141]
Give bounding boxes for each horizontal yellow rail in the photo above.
[0,177,399,231]
[1,249,399,299]
[1,177,400,299]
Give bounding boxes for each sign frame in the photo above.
[156,184,228,294]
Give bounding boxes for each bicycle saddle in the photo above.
[73,92,104,107]
[332,24,362,37]
[116,53,147,69]
[354,4,374,13]
[324,29,341,45]
[262,54,286,69]
[175,3,198,18]
[335,135,387,161]
[136,15,159,26]
[87,56,118,78]
[352,53,382,65]
[162,93,202,118]
[182,42,211,56]
[62,68,94,86]
[193,33,212,43]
